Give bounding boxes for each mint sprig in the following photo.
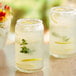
[52,32,70,42]
[20,39,33,54]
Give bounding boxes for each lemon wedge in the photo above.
[21,58,42,62]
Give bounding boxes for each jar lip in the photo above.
[16,18,43,26]
[50,6,76,14]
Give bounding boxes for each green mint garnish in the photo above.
[20,39,28,45]
[52,32,60,37]
[20,39,33,54]
[62,36,70,42]
[20,46,30,53]
[52,32,70,42]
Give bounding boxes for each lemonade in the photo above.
[49,7,76,58]
[15,19,44,73]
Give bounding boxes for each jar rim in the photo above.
[50,7,76,14]
[16,18,43,26]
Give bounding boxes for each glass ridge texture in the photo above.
[15,18,44,73]
[49,7,76,58]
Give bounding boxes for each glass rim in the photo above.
[16,18,43,26]
[50,6,76,14]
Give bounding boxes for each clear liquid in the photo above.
[50,24,76,58]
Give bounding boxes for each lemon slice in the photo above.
[51,13,60,24]
[55,8,64,12]
[51,7,64,24]
[55,41,71,44]
[21,58,42,62]
[22,21,33,24]
[16,63,35,68]
[22,20,38,24]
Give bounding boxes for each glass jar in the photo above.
[49,7,76,58]
[0,3,12,49]
[15,18,44,73]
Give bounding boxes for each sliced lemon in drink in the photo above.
[51,7,64,24]
[51,13,60,24]
[16,63,35,69]
[21,58,42,62]
[22,20,38,24]
[55,8,64,12]
[55,41,71,44]
[22,21,33,24]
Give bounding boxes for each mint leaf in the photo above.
[20,39,28,45]
[20,39,33,54]
[20,46,30,53]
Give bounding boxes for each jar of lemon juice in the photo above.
[15,18,44,73]
[49,7,76,58]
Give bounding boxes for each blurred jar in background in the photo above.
[49,7,76,58]
[0,3,12,49]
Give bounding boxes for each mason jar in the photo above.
[0,3,12,50]
[49,7,76,58]
[15,18,44,73]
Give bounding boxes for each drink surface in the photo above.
[15,19,44,72]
